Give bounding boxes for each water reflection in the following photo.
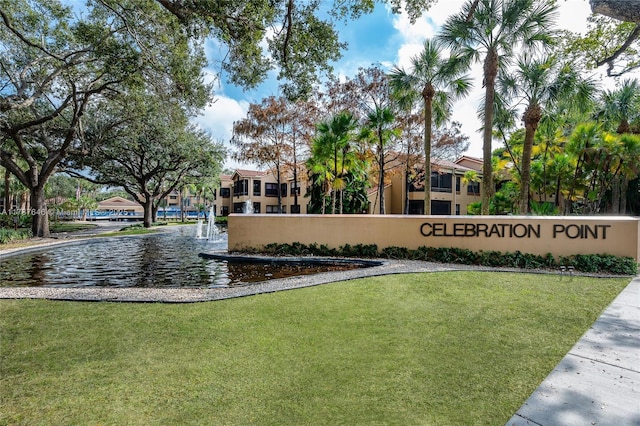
[0,225,368,289]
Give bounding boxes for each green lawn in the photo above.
[0,272,630,425]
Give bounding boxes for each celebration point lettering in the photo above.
[420,222,611,240]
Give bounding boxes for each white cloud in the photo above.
[556,0,593,34]
[391,1,448,68]
[391,6,439,43]
[194,94,249,168]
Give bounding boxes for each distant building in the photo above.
[94,191,208,221]
[93,196,144,220]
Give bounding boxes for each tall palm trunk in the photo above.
[611,176,620,214]
[620,177,628,214]
[423,83,435,215]
[520,103,541,214]
[377,138,385,214]
[332,150,338,214]
[481,49,499,215]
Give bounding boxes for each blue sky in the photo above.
[194,0,640,169]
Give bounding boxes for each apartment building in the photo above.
[213,169,309,216]
[215,156,484,216]
[371,156,483,215]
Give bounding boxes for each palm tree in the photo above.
[389,39,472,215]
[462,170,480,197]
[565,122,604,214]
[439,0,557,214]
[616,134,640,214]
[360,106,398,214]
[599,79,640,134]
[498,54,596,213]
[76,196,98,221]
[308,112,358,214]
[597,79,640,213]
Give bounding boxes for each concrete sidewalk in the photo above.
[507,276,640,425]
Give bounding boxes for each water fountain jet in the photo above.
[244,199,254,214]
[196,206,219,241]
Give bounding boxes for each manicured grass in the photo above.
[96,228,158,237]
[0,272,629,425]
[50,222,98,233]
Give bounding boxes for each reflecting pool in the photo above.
[0,225,371,288]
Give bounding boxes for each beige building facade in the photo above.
[374,156,483,215]
[213,169,309,216]
[215,156,486,217]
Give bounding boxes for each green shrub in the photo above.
[530,201,559,215]
[235,242,637,276]
[0,213,31,229]
[0,228,32,244]
[562,254,638,275]
[352,244,378,258]
[467,202,482,215]
[381,246,410,259]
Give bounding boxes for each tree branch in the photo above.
[282,0,294,67]
[0,8,64,61]
[595,23,640,76]
[591,0,640,22]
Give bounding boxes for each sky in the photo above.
[193,0,638,169]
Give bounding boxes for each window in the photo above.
[220,188,230,198]
[431,172,452,193]
[290,182,300,196]
[221,206,229,216]
[252,202,261,213]
[233,179,248,196]
[408,200,424,215]
[467,181,480,195]
[253,180,261,196]
[281,205,286,213]
[233,202,244,213]
[290,204,301,214]
[456,176,460,192]
[431,200,451,215]
[213,189,217,200]
[455,203,460,215]
[265,183,279,197]
[266,205,280,213]
[280,183,287,197]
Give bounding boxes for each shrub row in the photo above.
[0,213,31,229]
[237,242,638,276]
[0,228,32,244]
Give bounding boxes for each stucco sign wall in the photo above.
[228,215,640,261]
